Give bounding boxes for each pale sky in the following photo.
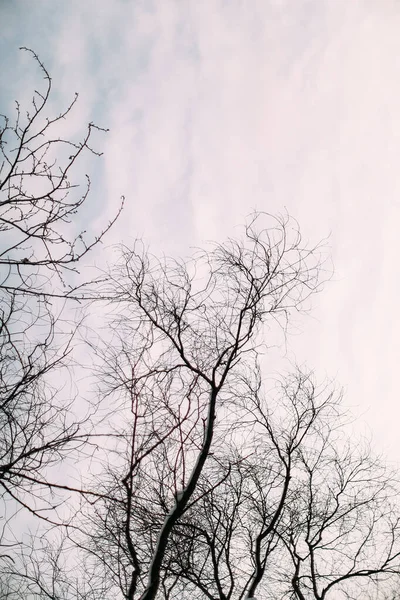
[2,0,400,458]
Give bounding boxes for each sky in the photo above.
[2,0,400,458]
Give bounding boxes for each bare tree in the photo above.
[2,187,399,600]
[157,370,341,600]
[278,432,400,600]
[71,213,325,600]
[0,47,121,566]
[77,362,400,600]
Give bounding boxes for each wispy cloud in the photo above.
[3,0,400,454]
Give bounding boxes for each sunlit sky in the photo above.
[2,0,400,458]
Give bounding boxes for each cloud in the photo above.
[4,0,400,455]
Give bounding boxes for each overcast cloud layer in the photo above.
[2,0,400,457]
